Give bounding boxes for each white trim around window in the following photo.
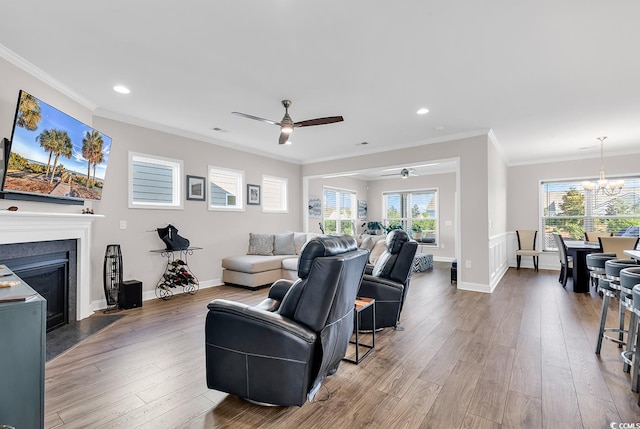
[262,175,288,213]
[128,152,183,209]
[208,166,244,211]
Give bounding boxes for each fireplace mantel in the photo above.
[0,211,103,320]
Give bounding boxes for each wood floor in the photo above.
[45,263,640,428]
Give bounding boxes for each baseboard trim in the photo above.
[457,281,493,293]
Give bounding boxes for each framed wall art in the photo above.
[186,175,206,201]
[247,184,261,205]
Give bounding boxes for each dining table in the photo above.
[563,240,601,293]
[624,249,640,261]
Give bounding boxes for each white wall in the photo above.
[487,134,509,287]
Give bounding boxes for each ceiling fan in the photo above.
[232,100,343,145]
[381,168,419,179]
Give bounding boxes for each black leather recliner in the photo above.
[357,230,418,330]
[205,235,369,406]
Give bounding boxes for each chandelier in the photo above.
[581,136,624,196]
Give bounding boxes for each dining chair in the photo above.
[552,232,573,287]
[598,236,640,259]
[584,231,613,243]
[516,230,541,271]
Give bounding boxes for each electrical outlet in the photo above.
[465,260,471,268]
[120,220,127,230]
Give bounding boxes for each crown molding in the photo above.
[0,43,97,111]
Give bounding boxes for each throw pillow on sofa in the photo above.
[293,232,308,254]
[247,233,275,256]
[369,239,387,265]
[274,232,296,255]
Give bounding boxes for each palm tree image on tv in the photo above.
[6,90,112,200]
[36,129,72,184]
[82,130,104,190]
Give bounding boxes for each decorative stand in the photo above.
[103,244,123,312]
[150,247,201,300]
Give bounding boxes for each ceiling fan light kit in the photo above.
[381,167,417,178]
[232,99,343,145]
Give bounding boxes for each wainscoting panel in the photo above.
[489,232,509,292]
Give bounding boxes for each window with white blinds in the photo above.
[323,187,356,235]
[208,166,244,211]
[541,176,640,250]
[128,152,183,209]
[262,175,287,213]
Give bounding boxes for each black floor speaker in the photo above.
[119,280,142,309]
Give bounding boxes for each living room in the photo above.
[2,2,640,428]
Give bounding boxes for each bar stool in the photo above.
[586,252,616,292]
[630,284,640,396]
[595,259,638,354]
[619,267,640,376]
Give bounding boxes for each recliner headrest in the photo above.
[298,235,357,278]
[386,229,409,254]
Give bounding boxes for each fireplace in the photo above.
[0,211,101,321]
[0,240,76,332]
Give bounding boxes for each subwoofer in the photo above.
[119,280,142,309]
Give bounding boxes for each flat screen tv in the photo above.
[3,90,112,202]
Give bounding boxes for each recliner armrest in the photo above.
[360,274,404,292]
[253,279,297,312]
[268,279,296,301]
[207,299,316,344]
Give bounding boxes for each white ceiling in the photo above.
[1,1,640,169]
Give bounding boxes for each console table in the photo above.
[150,247,201,299]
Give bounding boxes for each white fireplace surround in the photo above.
[0,211,102,320]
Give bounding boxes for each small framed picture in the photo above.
[186,175,206,201]
[247,184,261,205]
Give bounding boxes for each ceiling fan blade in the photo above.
[279,131,291,145]
[294,116,344,128]
[232,111,280,126]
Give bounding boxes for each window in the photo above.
[383,190,438,245]
[262,175,288,212]
[208,166,244,211]
[541,177,640,250]
[323,187,356,235]
[128,152,183,209]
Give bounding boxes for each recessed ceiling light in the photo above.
[113,85,130,94]
[434,126,445,131]
[416,108,429,115]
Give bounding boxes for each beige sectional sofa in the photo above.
[221,232,389,290]
[221,232,317,289]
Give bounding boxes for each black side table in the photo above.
[343,297,375,364]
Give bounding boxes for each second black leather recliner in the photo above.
[358,229,418,330]
[205,235,368,406]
